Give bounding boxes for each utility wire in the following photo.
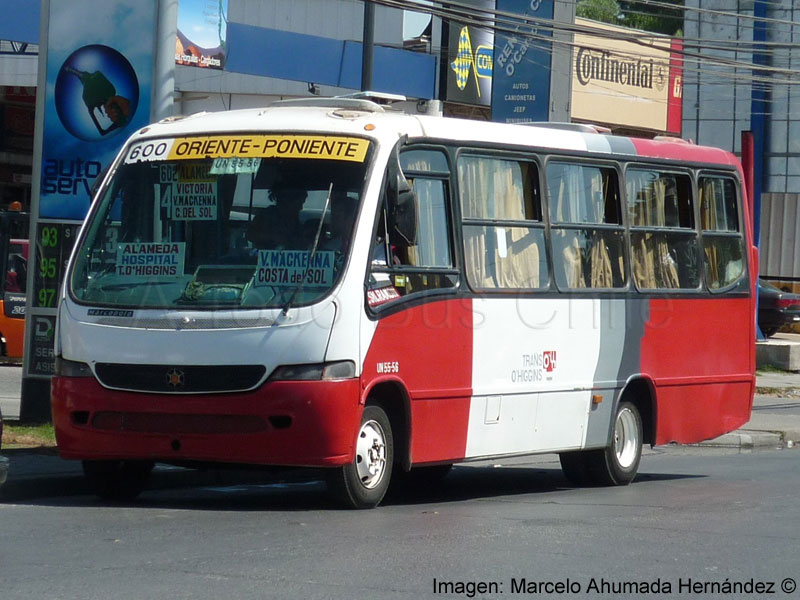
[376,0,800,83]
[384,0,800,114]
[623,0,800,28]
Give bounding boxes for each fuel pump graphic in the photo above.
[64,66,131,136]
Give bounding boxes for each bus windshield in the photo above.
[70,135,371,310]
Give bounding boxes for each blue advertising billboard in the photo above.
[40,1,156,219]
[491,0,554,123]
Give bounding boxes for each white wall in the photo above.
[0,42,38,87]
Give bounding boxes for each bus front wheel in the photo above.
[328,405,394,509]
[82,460,154,501]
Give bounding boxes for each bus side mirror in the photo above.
[387,147,417,246]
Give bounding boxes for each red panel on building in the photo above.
[667,39,684,135]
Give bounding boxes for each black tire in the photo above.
[328,405,393,509]
[588,401,643,486]
[82,460,154,501]
[559,401,643,487]
[558,451,593,486]
[761,326,779,338]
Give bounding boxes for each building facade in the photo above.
[683,0,800,288]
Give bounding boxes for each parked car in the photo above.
[0,406,8,487]
[758,279,800,337]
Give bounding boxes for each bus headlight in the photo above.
[269,361,355,381]
[54,356,93,378]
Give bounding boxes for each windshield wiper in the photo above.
[282,182,333,316]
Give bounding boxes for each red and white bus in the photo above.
[52,96,756,508]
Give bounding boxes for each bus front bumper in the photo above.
[51,376,362,467]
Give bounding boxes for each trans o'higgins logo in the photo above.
[450,26,493,96]
[575,47,666,91]
[512,351,557,383]
[54,44,140,141]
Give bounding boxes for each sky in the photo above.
[403,3,432,39]
[177,0,228,48]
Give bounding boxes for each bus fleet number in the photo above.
[127,141,169,163]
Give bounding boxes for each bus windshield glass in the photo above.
[70,134,371,309]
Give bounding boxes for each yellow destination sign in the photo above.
[167,135,370,162]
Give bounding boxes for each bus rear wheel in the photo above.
[559,401,643,487]
[328,405,393,509]
[82,460,154,501]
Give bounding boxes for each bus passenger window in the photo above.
[458,155,547,290]
[546,162,626,290]
[699,176,744,290]
[626,169,699,291]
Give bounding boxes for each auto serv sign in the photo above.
[571,18,682,134]
[39,1,156,219]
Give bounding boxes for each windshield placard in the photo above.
[171,181,218,220]
[158,164,218,221]
[255,250,335,288]
[116,242,186,277]
[125,135,370,164]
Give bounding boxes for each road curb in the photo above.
[699,430,783,450]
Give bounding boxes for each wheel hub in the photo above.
[614,406,640,469]
[355,419,386,489]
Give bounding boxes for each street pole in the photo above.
[153,0,178,121]
[361,0,374,91]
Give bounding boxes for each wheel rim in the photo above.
[614,407,639,469]
[355,419,387,489]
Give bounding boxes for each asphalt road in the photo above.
[1,446,798,600]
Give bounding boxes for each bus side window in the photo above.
[458,155,547,291]
[547,161,627,290]
[367,150,457,309]
[626,168,699,291]
[699,175,744,290]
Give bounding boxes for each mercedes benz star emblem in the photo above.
[166,368,185,389]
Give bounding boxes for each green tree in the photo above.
[577,0,684,36]
[619,1,684,36]
[576,0,620,24]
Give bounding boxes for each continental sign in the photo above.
[571,18,673,132]
[576,48,660,90]
[125,135,370,164]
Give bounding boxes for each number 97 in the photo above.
[38,288,56,307]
